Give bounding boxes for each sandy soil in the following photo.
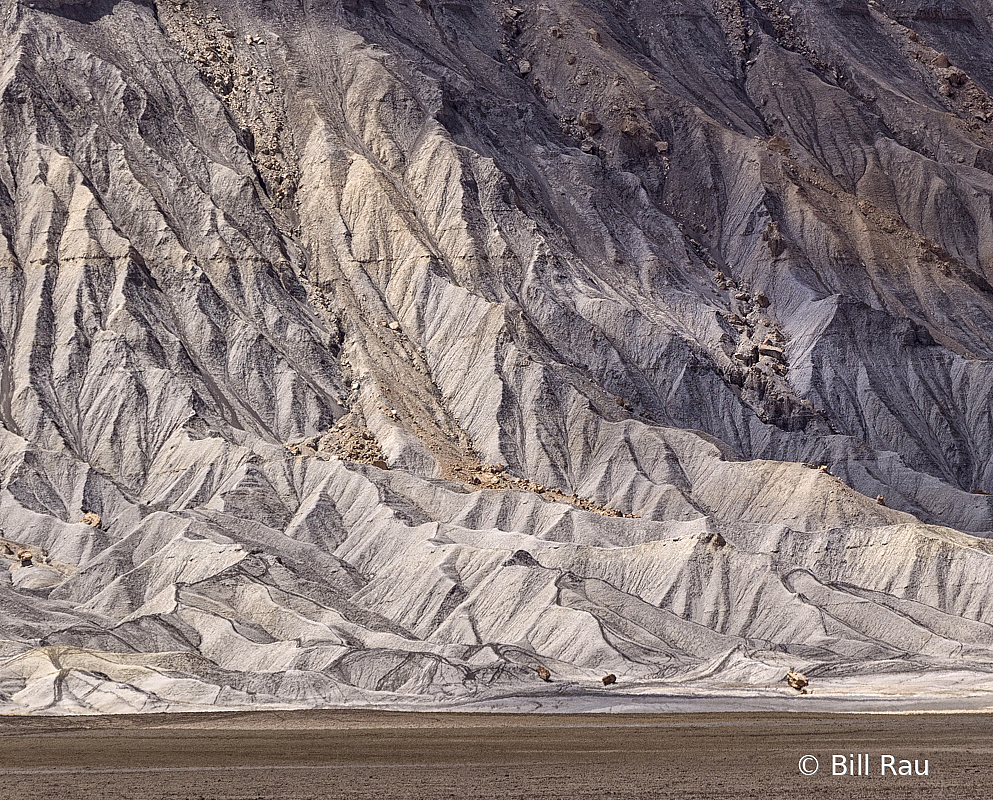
[0,709,990,799]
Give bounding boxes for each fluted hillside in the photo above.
[1,0,993,712]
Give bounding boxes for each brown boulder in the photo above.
[785,669,809,692]
[602,673,617,686]
[767,135,791,155]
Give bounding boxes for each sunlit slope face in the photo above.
[0,0,992,713]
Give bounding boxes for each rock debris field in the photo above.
[1,0,993,713]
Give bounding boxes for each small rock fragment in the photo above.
[602,673,617,686]
[502,6,523,26]
[620,116,640,136]
[948,69,967,87]
[578,109,601,133]
[761,221,786,257]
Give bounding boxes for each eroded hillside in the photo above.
[1,0,993,712]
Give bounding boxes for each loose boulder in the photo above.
[602,673,617,686]
[536,665,551,681]
[785,669,809,693]
[80,512,102,528]
[767,135,791,155]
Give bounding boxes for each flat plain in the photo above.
[0,709,989,799]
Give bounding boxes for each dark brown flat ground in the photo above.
[0,709,989,799]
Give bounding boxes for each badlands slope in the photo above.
[1,0,993,713]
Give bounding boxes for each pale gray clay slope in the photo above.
[0,0,993,713]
